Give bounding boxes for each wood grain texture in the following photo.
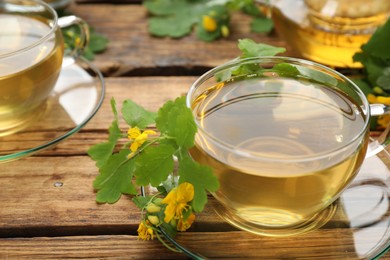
[68,3,298,76]
[1,231,390,259]
[0,235,187,259]
[0,154,230,236]
[2,1,390,258]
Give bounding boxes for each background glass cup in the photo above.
[0,0,89,137]
[263,0,390,68]
[186,56,387,237]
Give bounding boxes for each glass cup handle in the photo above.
[57,15,90,65]
[367,104,390,157]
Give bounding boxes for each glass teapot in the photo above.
[260,0,390,68]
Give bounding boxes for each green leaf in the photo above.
[156,96,196,149]
[134,145,176,187]
[377,74,390,90]
[89,32,110,53]
[121,100,157,129]
[238,0,262,15]
[145,0,208,38]
[250,17,273,33]
[155,99,175,134]
[88,142,116,168]
[82,47,95,61]
[61,24,108,61]
[88,98,121,168]
[352,18,390,95]
[148,14,195,38]
[196,25,221,42]
[160,221,177,238]
[178,156,219,212]
[93,150,137,203]
[272,63,300,77]
[132,195,153,210]
[144,0,188,16]
[361,18,390,60]
[173,99,197,149]
[217,39,286,81]
[350,78,374,96]
[238,38,285,58]
[294,64,338,87]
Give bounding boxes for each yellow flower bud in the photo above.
[221,25,229,38]
[147,215,160,226]
[75,37,81,46]
[202,15,217,32]
[153,198,163,205]
[373,86,384,94]
[146,203,161,213]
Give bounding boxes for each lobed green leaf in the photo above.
[93,150,137,204]
[121,100,157,129]
[88,98,121,168]
[250,17,273,33]
[134,145,176,187]
[238,38,285,58]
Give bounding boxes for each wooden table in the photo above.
[1,1,390,259]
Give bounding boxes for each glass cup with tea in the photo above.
[187,56,389,237]
[263,0,390,68]
[0,0,89,137]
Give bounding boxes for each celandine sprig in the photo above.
[87,96,219,245]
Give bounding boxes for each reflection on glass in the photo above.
[56,64,97,125]
[341,153,390,259]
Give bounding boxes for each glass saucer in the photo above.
[159,148,390,260]
[0,57,105,163]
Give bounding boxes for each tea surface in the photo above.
[0,14,63,135]
[191,76,367,227]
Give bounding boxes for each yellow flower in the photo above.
[376,96,390,106]
[162,182,194,223]
[367,94,390,106]
[202,15,217,32]
[127,127,156,153]
[377,115,390,129]
[367,94,390,129]
[137,220,155,240]
[367,93,377,104]
[177,213,196,231]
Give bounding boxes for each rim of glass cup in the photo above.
[186,56,371,163]
[0,0,58,59]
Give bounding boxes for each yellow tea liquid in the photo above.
[0,14,64,136]
[190,76,368,228]
[271,0,390,68]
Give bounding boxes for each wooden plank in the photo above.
[0,232,389,259]
[67,4,297,76]
[0,154,230,237]
[0,235,187,259]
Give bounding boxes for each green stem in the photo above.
[155,232,182,253]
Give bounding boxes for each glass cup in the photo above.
[0,0,89,137]
[186,56,389,237]
[263,0,390,68]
